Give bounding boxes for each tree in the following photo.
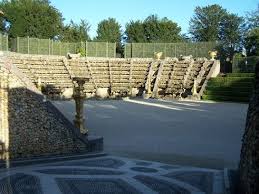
[219,13,244,59]
[95,18,122,55]
[246,5,259,30]
[95,18,121,43]
[143,15,182,42]
[0,0,63,38]
[189,4,227,41]
[244,5,259,56]
[125,15,182,43]
[61,20,90,42]
[245,28,259,56]
[125,20,146,43]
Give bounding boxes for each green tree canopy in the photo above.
[61,20,90,42]
[245,28,259,56]
[95,18,121,43]
[0,0,63,39]
[125,15,182,43]
[95,18,122,55]
[189,3,245,67]
[189,4,227,41]
[219,13,244,59]
[244,6,259,56]
[125,20,145,42]
[246,5,259,30]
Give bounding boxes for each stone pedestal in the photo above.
[72,77,89,135]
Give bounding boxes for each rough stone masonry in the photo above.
[0,56,90,159]
[239,62,259,194]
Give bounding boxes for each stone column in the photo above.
[72,77,89,135]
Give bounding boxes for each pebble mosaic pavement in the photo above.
[0,155,225,194]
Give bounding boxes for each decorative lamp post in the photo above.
[72,77,89,135]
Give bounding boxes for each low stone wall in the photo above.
[0,56,90,159]
[239,62,259,194]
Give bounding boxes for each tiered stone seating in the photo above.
[67,59,96,95]
[85,58,150,98]
[109,60,131,96]
[130,59,151,96]
[183,58,214,93]
[164,58,190,97]
[9,55,73,97]
[88,59,110,89]
[158,58,177,95]
[7,53,219,99]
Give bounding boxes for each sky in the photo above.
[50,0,258,38]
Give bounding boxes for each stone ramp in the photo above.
[0,155,225,194]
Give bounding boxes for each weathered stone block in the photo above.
[96,88,109,98]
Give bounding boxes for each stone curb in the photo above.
[0,152,107,169]
[223,168,230,194]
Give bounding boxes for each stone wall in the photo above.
[0,56,89,159]
[5,52,220,100]
[239,62,259,194]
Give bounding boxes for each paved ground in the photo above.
[0,155,225,194]
[53,98,248,169]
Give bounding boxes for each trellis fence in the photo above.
[0,34,8,51]
[232,56,259,73]
[124,42,217,58]
[0,34,219,59]
[11,37,116,57]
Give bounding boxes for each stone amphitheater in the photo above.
[6,52,220,100]
[0,51,258,193]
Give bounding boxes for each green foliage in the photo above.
[125,15,183,43]
[95,18,122,55]
[245,28,259,56]
[203,73,254,102]
[61,20,90,42]
[189,4,245,72]
[202,94,250,102]
[245,5,259,30]
[0,0,63,39]
[125,20,145,42]
[232,56,259,73]
[95,18,121,43]
[226,73,255,77]
[244,6,259,56]
[189,4,227,41]
[76,46,86,56]
[219,13,244,59]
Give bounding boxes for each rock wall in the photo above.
[239,62,259,194]
[0,56,89,159]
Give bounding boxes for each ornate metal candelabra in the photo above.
[72,77,89,135]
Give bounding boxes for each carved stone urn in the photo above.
[208,51,217,60]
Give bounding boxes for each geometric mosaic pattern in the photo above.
[56,178,141,194]
[130,167,158,173]
[165,171,215,194]
[0,173,43,194]
[51,158,125,169]
[134,175,190,194]
[0,156,225,194]
[37,168,124,175]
